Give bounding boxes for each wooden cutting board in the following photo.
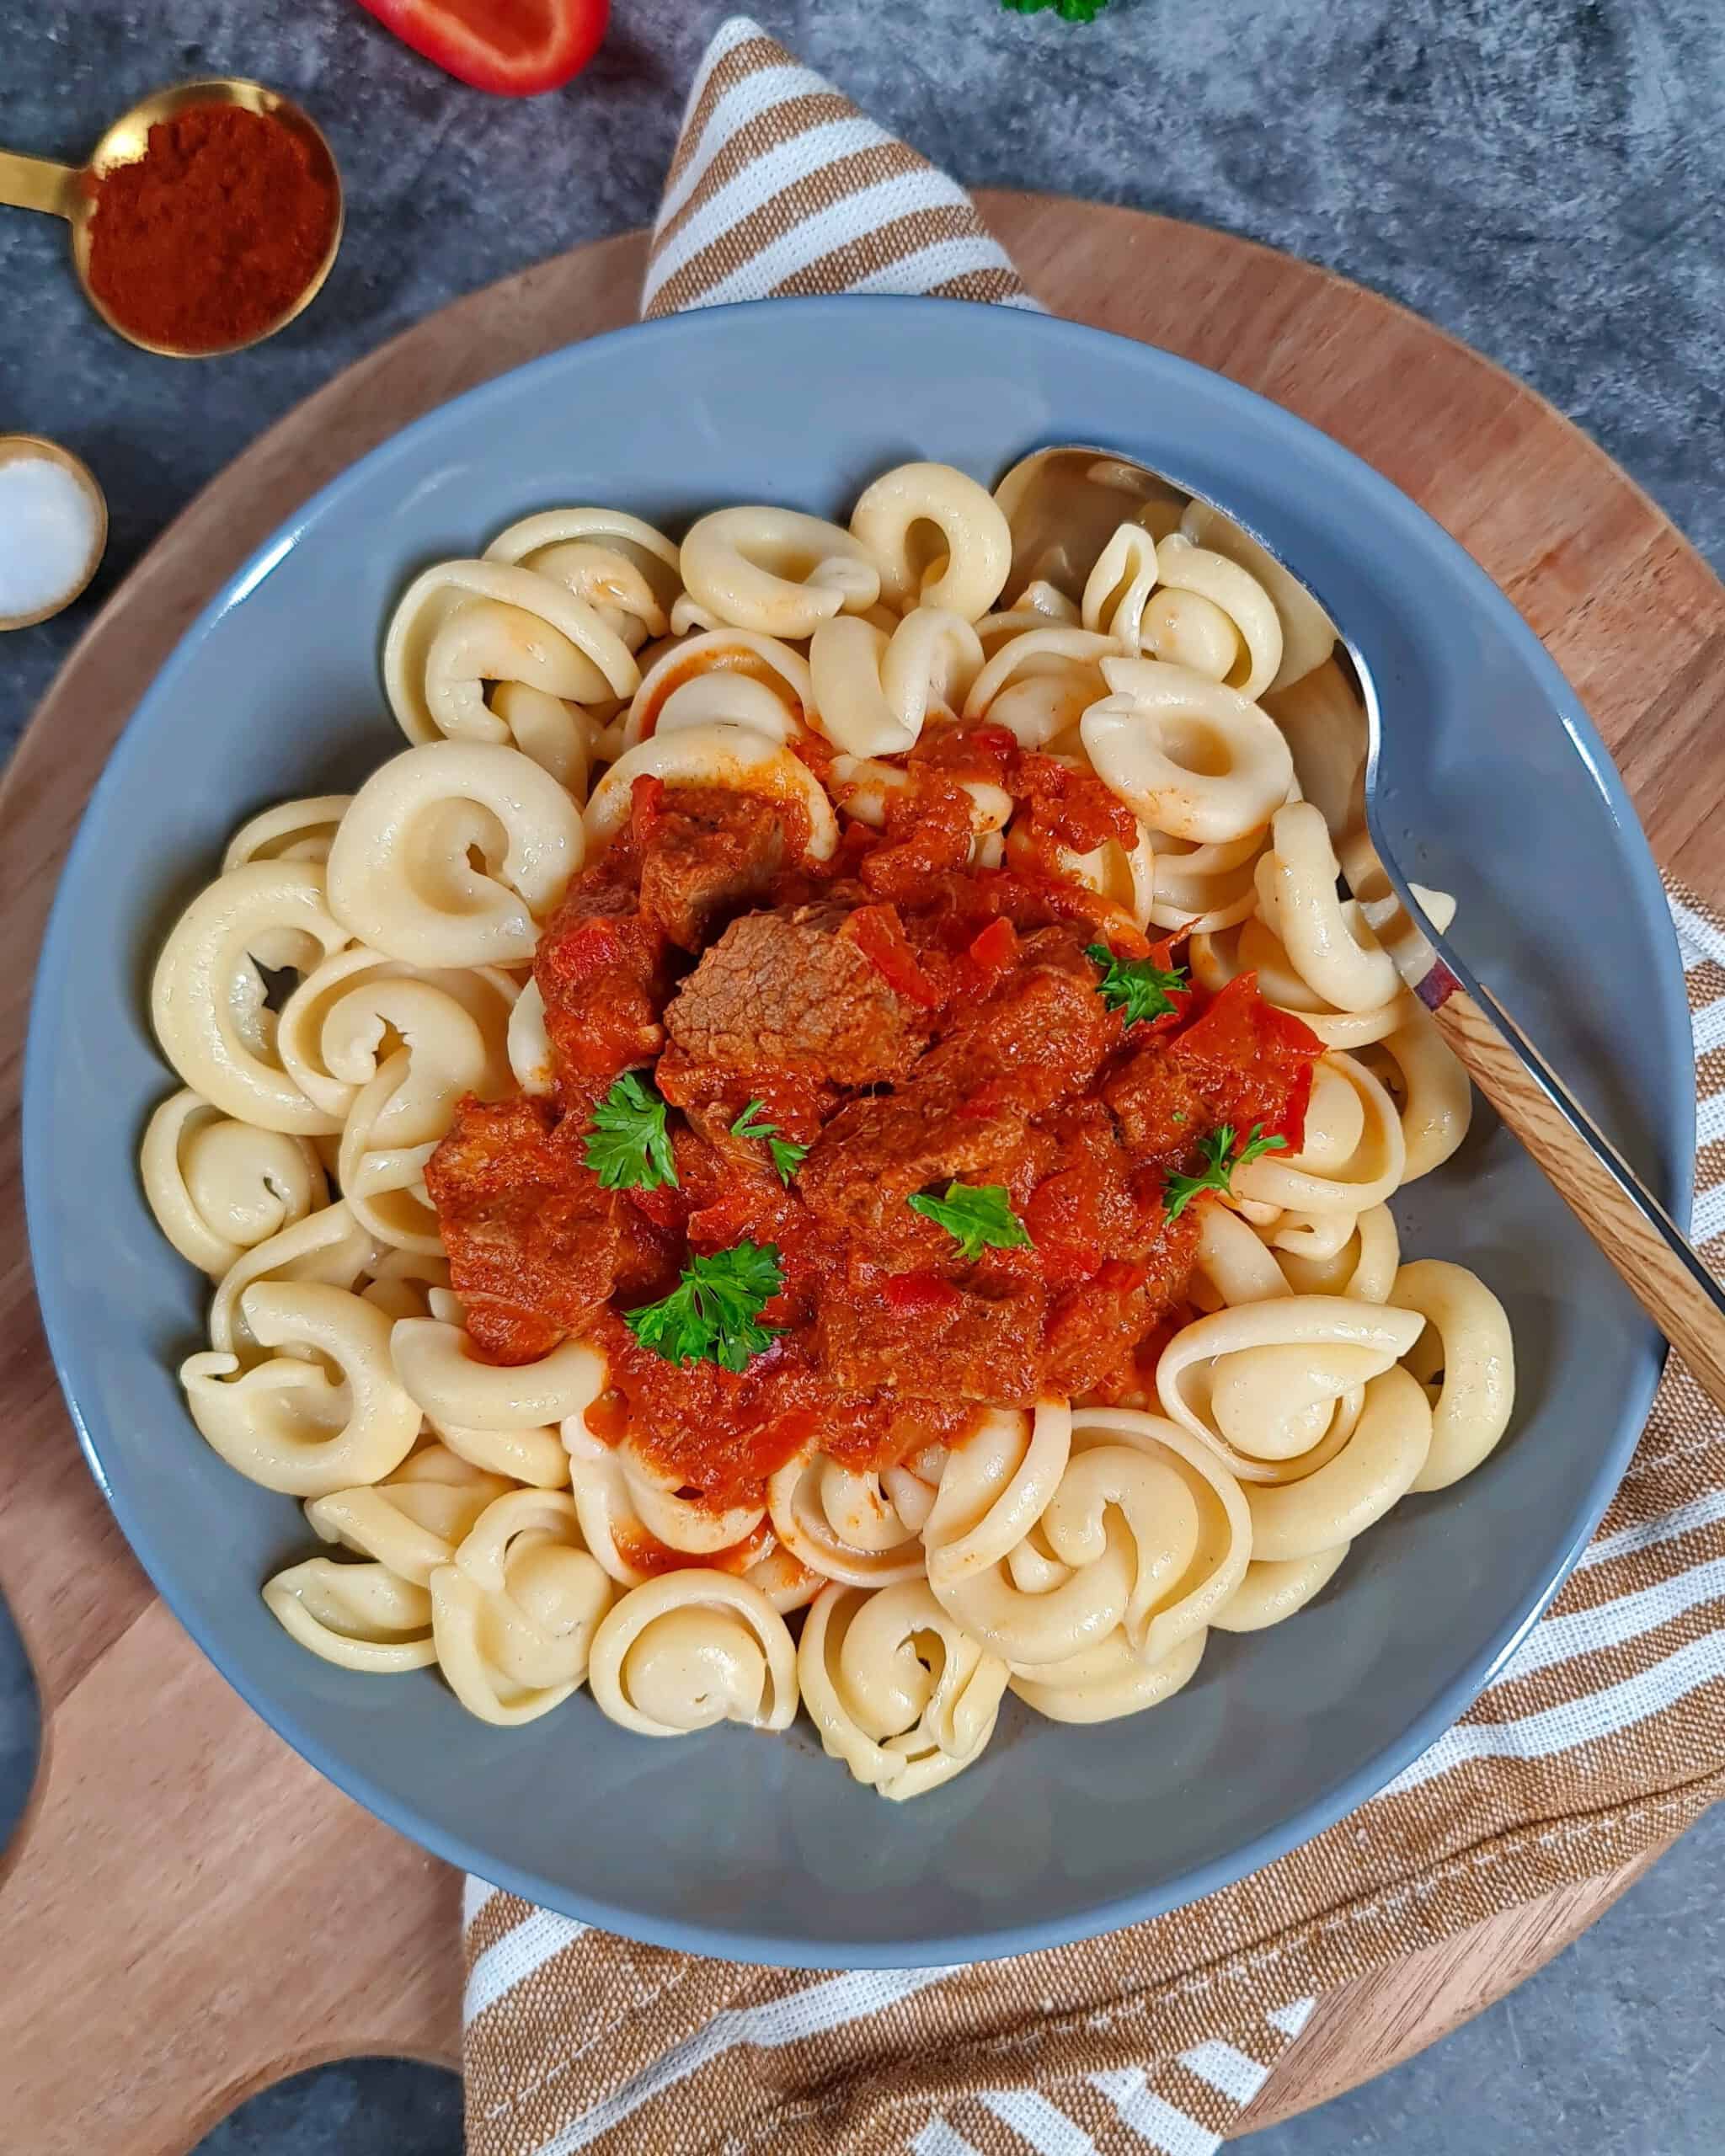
[1,194,1719,2156]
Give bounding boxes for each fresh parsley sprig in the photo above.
[730,1100,809,1187]
[907,1181,1032,1264]
[1087,943,1188,1028]
[1002,0,1111,19]
[583,1071,679,1192]
[624,1241,785,1373]
[1162,1123,1288,1221]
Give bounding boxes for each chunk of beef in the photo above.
[1022,1100,1165,1289]
[425,1095,619,1364]
[665,904,932,1086]
[797,1086,1030,1249]
[1102,1040,1207,1160]
[533,859,670,1102]
[637,785,785,953]
[818,1277,1045,1401]
[917,928,1116,1116]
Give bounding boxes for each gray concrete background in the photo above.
[2,2,1721,2148]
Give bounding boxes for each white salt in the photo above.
[0,454,99,621]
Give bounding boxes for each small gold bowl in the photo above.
[0,77,343,359]
[0,435,109,632]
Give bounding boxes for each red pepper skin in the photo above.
[355,0,608,96]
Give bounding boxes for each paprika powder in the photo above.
[85,103,339,353]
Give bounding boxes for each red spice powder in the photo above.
[85,103,339,353]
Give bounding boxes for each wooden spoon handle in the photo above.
[1421,968,1725,1409]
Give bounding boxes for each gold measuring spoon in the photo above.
[999,443,1725,1411]
[0,76,343,358]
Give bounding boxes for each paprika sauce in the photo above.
[425,745,1324,1520]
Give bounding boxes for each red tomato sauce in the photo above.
[425,755,1323,1518]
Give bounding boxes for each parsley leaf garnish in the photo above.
[730,1100,809,1187]
[1162,1123,1289,1221]
[1002,0,1110,19]
[907,1181,1032,1264]
[1087,943,1188,1028]
[624,1241,785,1374]
[583,1071,678,1193]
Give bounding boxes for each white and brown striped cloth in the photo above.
[463,22,1725,2153]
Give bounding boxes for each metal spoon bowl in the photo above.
[0,77,343,358]
[997,441,1725,1406]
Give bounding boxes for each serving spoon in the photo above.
[997,444,1725,1411]
[0,77,342,358]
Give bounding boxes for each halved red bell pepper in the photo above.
[356,0,608,96]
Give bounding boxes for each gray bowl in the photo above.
[24,298,1690,1967]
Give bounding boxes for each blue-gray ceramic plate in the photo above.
[24,299,1691,1967]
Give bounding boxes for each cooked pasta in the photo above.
[142,462,1514,1794]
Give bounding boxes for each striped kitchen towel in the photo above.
[463,22,1725,2154]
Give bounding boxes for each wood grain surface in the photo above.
[1,196,1721,2155]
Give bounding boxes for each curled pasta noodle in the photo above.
[931,1411,1249,1668]
[382,559,641,767]
[1156,1293,1425,1483]
[586,1571,798,1737]
[360,1246,451,1322]
[326,741,585,969]
[1145,825,1267,935]
[1190,1198,1293,1310]
[333,981,512,1253]
[1356,1011,1472,1182]
[142,1089,327,1277]
[808,607,983,758]
[1212,1544,1349,1633]
[798,1580,1008,1799]
[1262,801,1399,1014]
[767,1453,927,1588]
[1242,1364,1433,1562]
[922,1402,1072,1587]
[1274,1203,1400,1301]
[747,1543,825,1614]
[430,1489,616,1726]
[826,755,1012,852]
[263,1557,436,1673]
[305,1442,513,1584]
[680,506,879,637]
[1009,1625,1206,1726]
[850,461,1012,620]
[430,1412,570,1489]
[1084,526,1284,700]
[976,579,1081,649]
[622,628,813,750]
[152,860,351,1134]
[1189,909,1412,1052]
[277,945,516,1125]
[1232,1054,1407,1214]
[962,627,1113,749]
[483,506,680,648]
[392,1299,606,1431]
[183,1280,423,1497]
[209,1200,381,1362]
[1178,500,1336,691]
[1081,524,1159,650]
[585,723,839,863]
[1394,1260,1516,1492]
[506,978,554,1097]
[617,1440,766,1556]
[1080,656,1295,843]
[222,794,352,871]
[1141,531,1283,699]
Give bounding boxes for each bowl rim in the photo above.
[22,294,1693,1967]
